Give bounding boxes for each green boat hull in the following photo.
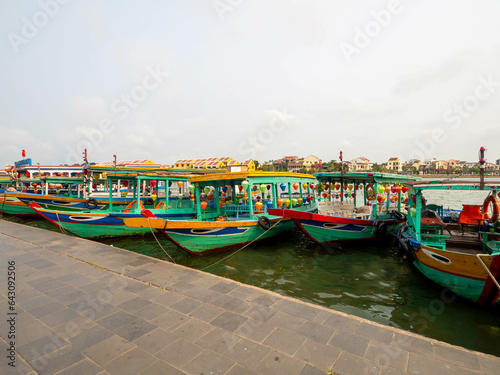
[412,261,492,304]
[163,219,295,254]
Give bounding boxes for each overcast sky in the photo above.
[1,0,500,168]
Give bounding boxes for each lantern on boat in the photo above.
[204,187,210,195]
[348,193,352,198]
[293,183,299,190]
[285,199,291,208]
[267,194,271,199]
[22,189,27,193]
[302,183,308,190]
[34,190,38,194]
[352,193,356,198]
[92,184,97,190]
[24,183,29,187]
[310,183,314,189]
[335,184,341,190]
[56,183,62,189]
[222,186,228,194]
[384,186,390,194]
[151,194,157,201]
[252,185,258,192]
[243,192,248,203]
[348,184,353,191]
[292,198,297,206]
[189,185,195,194]
[122,191,128,197]
[322,193,327,198]
[267,184,271,190]
[307,196,311,202]
[391,186,397,194]
[260,184,266,193]
[377,195,383,203]
[377,186,385,194]
[32,183,37,188]
[200,193,206,200]
[280,183,286,191]
[344,193,349,198]
[102,172,107,179]
[177,181,183,189]
[396,186,402,193]
[278,198,284,207]
[298,197,303,205]
[242,180,249,190]
[122,180,129,187]
[219,200,224,208]
[381,196,386,203]
[238,185,244,192]
[209,201,215,209]
[324,183,329,190]
[200,201,208,210]
[207,193,214,201]
[255,201,263,211]
[151,180,158,188]
[178,193,183,199]
[391,195,397,203]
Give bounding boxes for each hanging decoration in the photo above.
[285,199,291,208]
[242,180,249,190]
[278,198,284,207]
[200,201,208,209]
[177,181,183,189]
[280,183,286,191]
[151,180,157,188]
[255,201,263,211]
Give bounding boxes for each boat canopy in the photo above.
[188,171,316,186]
[314,172,419,184]
[404,180,500,191]
[40,176,85,185]
[104,172,191,182]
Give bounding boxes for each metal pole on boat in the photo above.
[479,146,486,190]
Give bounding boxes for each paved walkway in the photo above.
[0,219,498,375]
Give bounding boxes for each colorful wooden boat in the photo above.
[122,171,318,254]
[0,178,44,217]
[29,173,196,238]
[10,176,145,212]
[268,172,418,245]
[397,180,500,306]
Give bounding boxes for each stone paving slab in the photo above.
[0,219,499,375]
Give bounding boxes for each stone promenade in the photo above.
[0,219,498,375]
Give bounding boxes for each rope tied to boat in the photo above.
[55,210,68,235]
[201,217,285,271]
[147,217,176,264]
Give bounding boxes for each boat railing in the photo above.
[419,233,450,250]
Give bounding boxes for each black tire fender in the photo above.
[258,216,272,231]
[391,210,406,220]
[376,222,387,239]
[85,198,98,210]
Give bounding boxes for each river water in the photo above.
[3,178,500,357]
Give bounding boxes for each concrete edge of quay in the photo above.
[0,218,499,375]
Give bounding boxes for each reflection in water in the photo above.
[3,214,500,356]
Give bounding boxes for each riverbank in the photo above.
[1,219,499,374]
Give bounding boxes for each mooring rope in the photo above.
[201,217,284,271]
[55,211,68,235]
[147,217,176,264]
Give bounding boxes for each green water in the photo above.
[3,215,500,357]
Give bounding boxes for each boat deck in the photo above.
[1,219,499,375]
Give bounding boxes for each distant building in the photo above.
[386,157,403,172]
[172,157,233,170]
[351,157,372,171]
